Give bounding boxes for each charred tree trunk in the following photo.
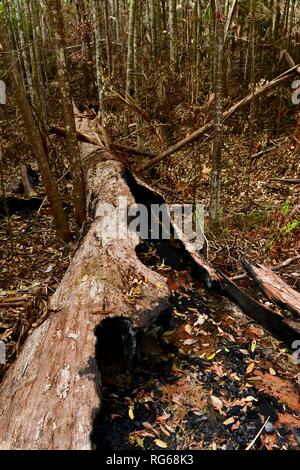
[0,114,170,450]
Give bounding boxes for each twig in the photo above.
[272,178,300,184]
[251,140,283,160]
[246,416,270,450]
[36,169,70,216]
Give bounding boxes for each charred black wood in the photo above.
[0,196,42,217]
[16,165,39,195]
[125,170,300,346]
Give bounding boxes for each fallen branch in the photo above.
[140,64,300,172]
[49,125,157,158]
[272,178,300,184]
[251,139,284,160]
[241,258,300,316]
[230,254,300,281]
[0,294,32,303]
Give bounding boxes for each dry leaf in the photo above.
[154,439,168,449]
[223,417,235,426]
[156,414,171,422]
[239,349,249,355]
[207,352,216,360]
[137,430,156,438]
[269,367,276,376]
[211,395,223,413]
[183,339,197,346]
[164,423,176,433]
[143,422,159,436]
[128,406,134,420]
[246,363,255,374]
[111,414,122,420]
[159,424,171,437]
[243,396,257,402]
[184,324,192,335]
[136,436,144,448]
[231,420,241,431]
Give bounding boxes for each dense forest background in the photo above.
[1,0,300,348]
[0,0,299,451]
[0,0,299,353]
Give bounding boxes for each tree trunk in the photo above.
[103,0,112,76]
[14,0,34,103]
[126,0,136,97]
[48,0,86,226]
[0,113,170,450]
[169,0,177,71]
[209,0,224,232]
[114,0,121,44]
[0,14,71,242]
[91,0,105,122]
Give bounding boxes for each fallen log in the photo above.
[1,115,299,449]
[241,258,300,316]
[140,64,300,172]
[0,115,170,449]
[127,173,300,345]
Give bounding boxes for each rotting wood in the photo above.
[0,113,170,450]
[241,258,300,316]
[230,254,300,281]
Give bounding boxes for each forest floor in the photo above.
[0,93,299,449]
[91,241,300,450]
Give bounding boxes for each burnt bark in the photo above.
[0,114,170,450]
[126,175,300,345]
